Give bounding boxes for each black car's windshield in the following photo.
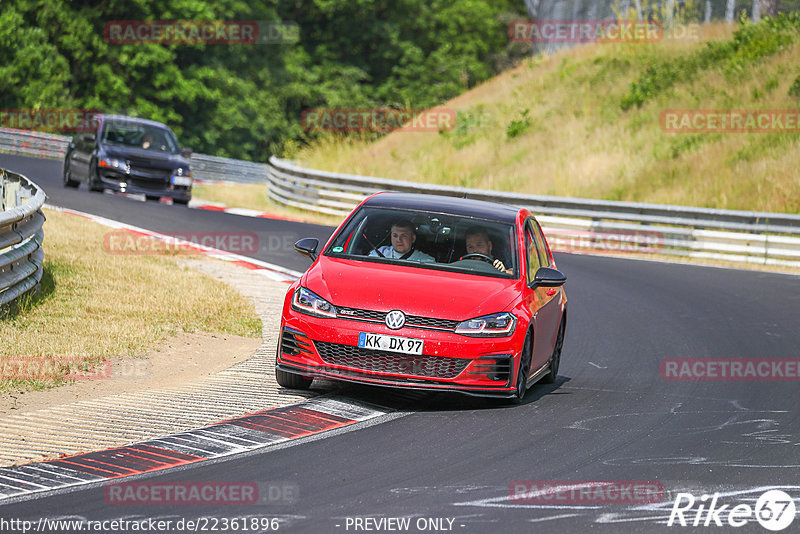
[101,120,180,153]
[325,207,518,278]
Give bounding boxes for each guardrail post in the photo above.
[0,169,5,212]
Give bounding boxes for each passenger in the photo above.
[141,133,154,150]
[369,219,435,262]
[464,227,513,274]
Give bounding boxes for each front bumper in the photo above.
[276,311,524,398]
[97,169,191,201]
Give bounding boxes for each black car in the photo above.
[63,115,193,204]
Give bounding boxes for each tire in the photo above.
[542,316,565,384]
[174,198,190,206]
[509,332,532,404]
[88,160,103,192]
[275,368,313,390]
[63,159,79,188]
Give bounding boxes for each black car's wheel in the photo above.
[542,316,565,384]
[88,160,103,192]
[63,159,80,188]
[509,333,532,404]
[275,368,313,390]
[173,198,190,206]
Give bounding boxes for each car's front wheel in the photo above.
[509,333,532,404]
[63,159,79,188]
[88,160,103,192]
[275,368,313,390]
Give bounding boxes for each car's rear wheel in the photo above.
[509,333,532,404]
[63,159,79,188]
[275,368,313,390]
[174,198,190,206]
[88,160,103,192]
[542,316,565,384]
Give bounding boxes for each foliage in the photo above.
[0,0,527,161]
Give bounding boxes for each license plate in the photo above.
[171,176,193,186]
[358,332,424,355]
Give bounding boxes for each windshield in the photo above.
[325,207,518,278]
[101,120,180,153]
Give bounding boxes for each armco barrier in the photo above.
[0,128,268,184]
[0,168,46,308]
[2,127,799,268]
[265,157,800,268]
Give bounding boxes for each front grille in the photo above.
[334,307,459,331]
[315,341,469,379]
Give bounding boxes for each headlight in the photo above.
[455,312,516,337]
[99,157,127,170]
[291,287,337,318]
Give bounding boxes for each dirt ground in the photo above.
[0,332,260,415]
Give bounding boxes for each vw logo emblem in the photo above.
[385,310,406,330]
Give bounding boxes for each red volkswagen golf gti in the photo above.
[275,192,567,402]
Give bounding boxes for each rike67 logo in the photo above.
[668,490,795,531]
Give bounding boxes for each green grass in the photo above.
[0,208,262,393]
[290,15,800,214]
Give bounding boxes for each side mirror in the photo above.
[530,266,567,288]
[294,238,319,260]
[181,147,193,158]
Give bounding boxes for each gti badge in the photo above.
[385,310,406,330]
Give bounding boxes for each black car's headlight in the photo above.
[99,157,127,171]
[455,312,516,337]
[291,287,337,318]
[171,167,193,186]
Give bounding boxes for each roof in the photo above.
[99,114,172,129]
[364,192,521,223]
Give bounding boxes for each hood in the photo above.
[304,256,520,321]
[101,144,189,170]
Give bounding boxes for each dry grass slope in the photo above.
[1,208,261,393]
[295,21,800,214]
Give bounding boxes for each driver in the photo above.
[464,227,513,274]
[369,219,435,262]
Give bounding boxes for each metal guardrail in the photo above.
[0,128,269,184]
[266,156,800,268]
[0,169,46,308]
[1,127,798,268]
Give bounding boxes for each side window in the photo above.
[531,219,551,267]
[525,222,542,282]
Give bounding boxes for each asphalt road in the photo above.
[1,154,799,533]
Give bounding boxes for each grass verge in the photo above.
[0,208,262,394]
